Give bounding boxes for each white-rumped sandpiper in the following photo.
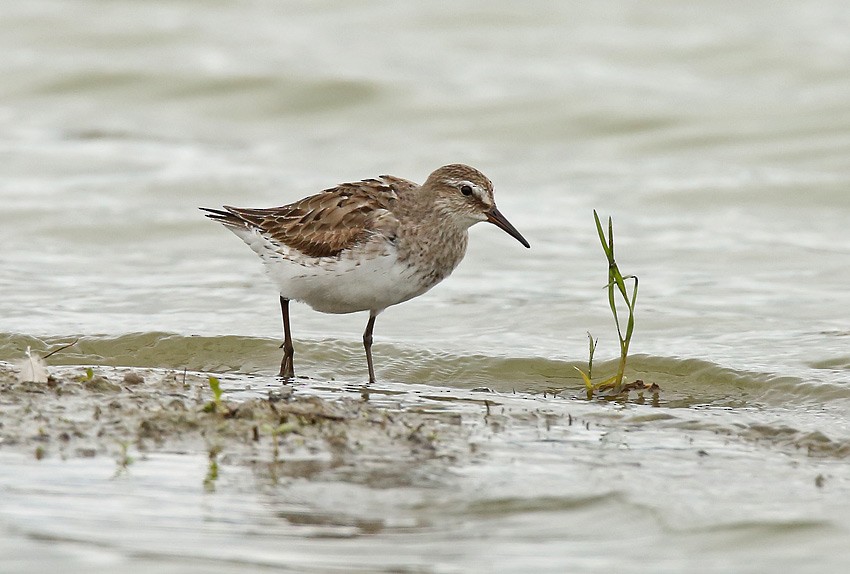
[202,164,529,383]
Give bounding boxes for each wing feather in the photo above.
[201,176,414,258]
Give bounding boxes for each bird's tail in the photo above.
[199,207,243,227]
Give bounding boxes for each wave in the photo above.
[2,332,847,411]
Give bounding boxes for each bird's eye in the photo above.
[460,185,473,196]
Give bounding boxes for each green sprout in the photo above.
[577,210,639,398]
[203,376,227,414]
[204,446,221,492]
[576,332,598,397]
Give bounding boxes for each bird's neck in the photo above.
[396,206,470,286]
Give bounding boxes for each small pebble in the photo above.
[85,376,121,393]
[123,372,145,385]
[269,386,293,402]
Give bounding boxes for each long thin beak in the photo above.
[486,207,530,248]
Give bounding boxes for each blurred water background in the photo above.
[1,1,849,572]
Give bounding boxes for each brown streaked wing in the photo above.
[224,177,407,258]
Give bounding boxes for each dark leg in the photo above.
[363,312,377,384]
[278,296,295,379]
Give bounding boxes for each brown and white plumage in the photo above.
[202,164,529,382]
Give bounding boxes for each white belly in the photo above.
[230,226,432,314]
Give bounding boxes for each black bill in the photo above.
[486,207,530,248]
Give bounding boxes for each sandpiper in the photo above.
[202,164,529,383]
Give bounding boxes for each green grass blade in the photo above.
[593,210,613,261]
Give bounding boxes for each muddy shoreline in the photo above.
[0,364,481,486]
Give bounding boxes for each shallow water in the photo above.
[2,364,850,574]
[2,0,850,572]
